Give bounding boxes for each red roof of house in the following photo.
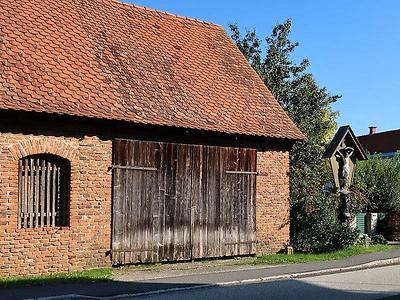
[358,129,400,154]
[0,0,304,140]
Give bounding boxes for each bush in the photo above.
[371,234,387,245]
[380,212,400,241]
[293,222,358,253]
[291,194,358,253]
[353,154,400,213]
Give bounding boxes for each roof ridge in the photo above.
[110,0,224,28]
[358,128,400,137]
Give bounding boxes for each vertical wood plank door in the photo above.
[112,140,256,265]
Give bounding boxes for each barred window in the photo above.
[18,154,70,228]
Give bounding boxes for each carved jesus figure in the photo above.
[335,147,355,220]
[335,147,354,190]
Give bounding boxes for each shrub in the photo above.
[353,154,400,213]
[293,222,358,253]
[380,212,400,241]
[371,234,387,245]
[291,194,358,253]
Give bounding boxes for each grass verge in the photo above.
[255,244,399,265]
[0,268,113,289]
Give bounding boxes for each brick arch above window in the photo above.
[8,138,76,162]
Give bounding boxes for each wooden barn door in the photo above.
[112,140,256,265]
[112,140,192,264]
[112,140,159,264]
[219,147,257,257]
[190,146,257,259]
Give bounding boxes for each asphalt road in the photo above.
[133,265,400,300]
[2,250,400,299]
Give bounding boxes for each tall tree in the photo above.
[230,20,340,235]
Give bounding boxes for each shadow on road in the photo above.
[0,278,399,300]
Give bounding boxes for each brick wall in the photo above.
[0,132,112,276]
[0,127,291,276]
[256,150,290,253]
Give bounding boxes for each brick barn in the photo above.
[0,0,304,276]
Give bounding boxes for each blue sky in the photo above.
[129,0,399,136]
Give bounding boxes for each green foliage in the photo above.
[379,213,400,241]
[229,20,349,252]
[291,194,358,253]
[353,154,400,213]
[371,234,388,245]
[254,245,397,264]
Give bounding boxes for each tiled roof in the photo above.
[358,129,400,154]
[0,0,304,140]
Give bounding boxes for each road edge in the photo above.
[36,257,400,300]
[103,257,400,299]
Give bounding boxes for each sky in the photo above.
[128,0,399,136]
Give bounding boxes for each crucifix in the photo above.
[335,146,355,219]
[322,126,368,223]
[335,146,355,191]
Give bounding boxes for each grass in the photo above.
[0,268,114,288]
[255,244,399,265]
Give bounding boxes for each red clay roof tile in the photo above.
[0,0,304,140]
[358,129,400,154]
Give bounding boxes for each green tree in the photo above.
[353,154,400,213]
[230,20,343,240]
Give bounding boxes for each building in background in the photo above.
[358,127,400,158]
[357,127,400,240]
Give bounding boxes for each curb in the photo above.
[216,257,400,286]
[37,257,400,300]
[106,257,400,299]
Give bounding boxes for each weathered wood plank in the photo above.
[18,160,23,228]
[219,147,230,256]
[23,159,29,228]
[158,142,167,261]
[111,165,157,171]
[224,240,256,245]
[182,144,193,260]
[202,146,220,258]
[251,149,257,254]
[56,164,61,226]
[142,141,151,262]
[190,145,201,259]
[218,147,224,257]
[183,145,192,260]
[114,139,128,166]
[40,159,45,227]
[125,141,134,264]
[152,143,161,262]
[112,140,257,264]
[225,171,257,175]
[145,142,156,262]
[51,162,57,226]
[28,158,34,228]
[173,144,182,261]
[165,143,176,261]
[46,160,51,227]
